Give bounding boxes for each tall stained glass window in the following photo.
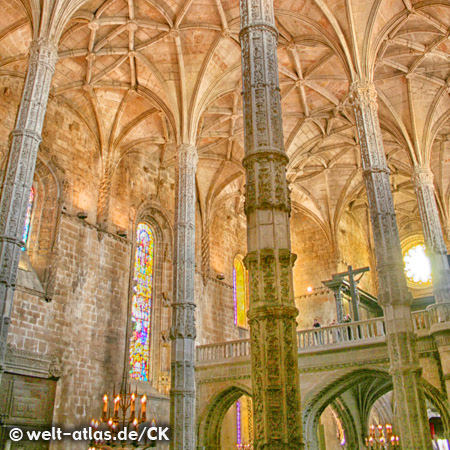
[236,399,242,446]
[130,223,154,381]
[233,257,248,328]
[22,187,35,250]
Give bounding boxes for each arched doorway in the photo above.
[197,385,252,450]
[303,369,450,450]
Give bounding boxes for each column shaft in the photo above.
[170,144,197,450]
[350,81,432,450]
[414,168,450,403]
[413,167,450,304]
[0,39,57,378]
[239,1,303,448]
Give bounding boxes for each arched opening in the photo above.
[303,369,449,450]
[369,391,450,449]
[198,385,252,450]
[221,394,253,449]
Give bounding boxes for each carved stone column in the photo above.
[413,167,450,304]
[413,167,450,402]
[96,154,113,227]
[350,81,432,449]
[170,144,197,450]
[0,39,58,380]
[239,1,304,449]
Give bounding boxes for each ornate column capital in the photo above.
[239,0,277,33]
[413,166,434,187]
[177,144,198,167]
[29,38,58,71]
[349,80,378,109]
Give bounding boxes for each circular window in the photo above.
[403,243,432,287]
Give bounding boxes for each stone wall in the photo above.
[9,216,130,428]
[338,212,377,295]
[290,211,337,329]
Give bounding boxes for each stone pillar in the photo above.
[170,144,197,450]
[0,39,58,380]
[96,154,114,227]
[413,167,450,304]
[413,167,450,402]
[350,81,432,450]
[239,1,304,449]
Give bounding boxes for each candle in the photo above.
[131,393,136,418]
[141,395,147,420]
[102,394,108,420]
[114,395,120,417]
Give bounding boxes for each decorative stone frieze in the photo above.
[0,39,58,381]
[350,80,432,450]
[170,143,198,450]
[239,0,304,448]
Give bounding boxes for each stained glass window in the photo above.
[236,400,242,446]
[233,257,248,328]
[129,223,154,381]
[22,187,35,250]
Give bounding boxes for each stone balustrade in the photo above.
[412,310,432,333]
[426,302,450,326]
[197,339,251,362]
[297,317,386,350]
[196,311,433,363]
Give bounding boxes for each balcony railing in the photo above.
[196,310,431,363]
[197,339,251,363]
[297,317,386,350]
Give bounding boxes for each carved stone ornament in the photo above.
[239,0,304,448]
[49,355,62,378]
[413,166,450,304]
[350,80,432,450]
[170,144,198,450]
[0,38,58,383]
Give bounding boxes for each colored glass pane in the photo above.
[22,187,35,250]
[233,257,248,328]
[236,400,242,445]
[129,223,154,381]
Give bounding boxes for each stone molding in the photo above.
[4,344,61,379]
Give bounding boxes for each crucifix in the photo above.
[324,265,370,322]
